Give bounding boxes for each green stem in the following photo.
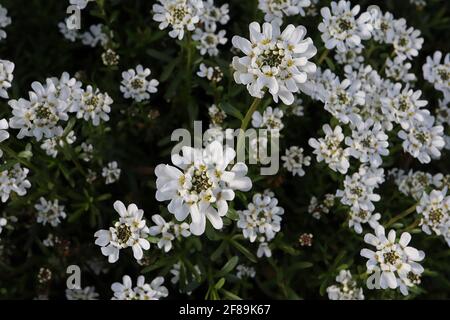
[236,97,262,156]
[385,203,418,227]
[317,49,329,65]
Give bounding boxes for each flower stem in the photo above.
[317,49,329,65]
[385,203,418,227]
[236,97,262,156]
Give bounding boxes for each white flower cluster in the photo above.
[393,169,444,200]
[326,270,364,300]
[120,65,159,102]
[258,0,311,24]
[155,140,252,236]
[66,286,99,300]
[102,161,121,185]
[423,51,449,99]
[308,193,335,219]
[318,0,373,53]
[112,275,168,300]
[35,197,67,227]
[195,2,229,55]
[149,214,191,252]
[417,189,450,247]
[237,191,284,258]
[0,164,31,203]
[153,0,204,40]
[94,201,150,263]
[8,72,112,143]
[236,264,256,279]
[360,226,425,296]
[281,146,311,177]
[0,59,14,99]
[41,131,76,158]
[0,5,11,41]
[252,106,284,134]
[197,63,223,82]
[369,5,424,61]
[336,166,384,233]
[232,21,317,105]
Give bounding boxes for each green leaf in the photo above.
[220,102,243,120]
[219,256,239,275]
[214,277,226,290]
[230,240,257,263]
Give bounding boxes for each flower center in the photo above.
[338,18,353,31]
[117,224,132,243]
[383,250,400,265]
[259,47,285,68]
[429,208,444,225]
[131,78,144,90]
[35,104,54,120]
[190,168,213,194]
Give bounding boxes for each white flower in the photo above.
[8,80,69,141]
[81,24,109,47]
[192,24,227,57]
[367,6,395,44]
[257,241,272,258]
[69,0,93,10]
[334,46,364,69]
[385,56,416,83]
[66,286,99,300]
[155,140,252,236]
[237,192,284,243]
[398,116,445,164]
[102,161,121,184]
[0,59,14,99]
[327,270,364,300]
[258,0,311,24]
[0,118,9,157]
[395,170,442,200]
[73,85,112,126]
[197,63,223,82]
[308,124,350,174]
[111,275,168,300]
[360,225,425,295]
[0,217,7,234]
[422,51,450,96]
[381,83,429,130]
[50,72,84,113]
[348,208,381,234]
[436,97,450,126]
[290,97,304,116]
[281,146,311,176]
[336,170,381,213]
[318,0,372,52]
[200,0,229,28]
[0,164,31,202]
[40,131,76,158]
[236,265,256,279]
[391,19,423,61]
[0,5,11,41]
[208,104,226,127]
[251,106,284,134]
[416,189,450,244]
[232,21,317,105]
[345,118,389,167]
[148,214,190,252]
[80,142,94,162]
[322,76,365,124]
[94,201,150,263]
[120,65,159,102]
[152,0,204,40]
[35,197,66,227]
